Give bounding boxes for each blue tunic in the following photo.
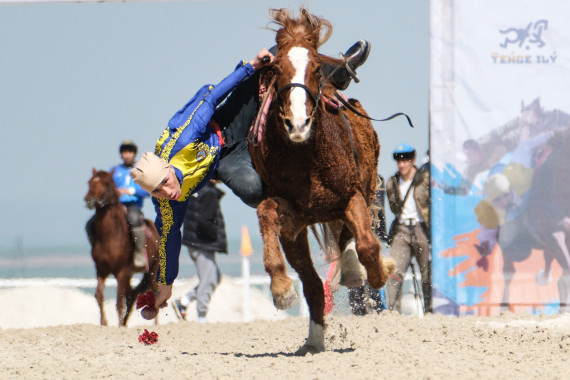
[153,60,256,285]
[110,163,149,208]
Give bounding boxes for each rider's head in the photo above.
[393,144,416,177]
[119,140,138,166]
[130,152,181,200]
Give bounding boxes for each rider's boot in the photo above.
[324,40,371,91]
[131,226,147,269]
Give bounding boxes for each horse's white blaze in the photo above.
[305,320,325,351]
[287,47,311,142]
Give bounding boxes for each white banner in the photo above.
[430,0,570,316]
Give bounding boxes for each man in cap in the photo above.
[385,144,432,313]
[130,40,373,310]
[85,140,150,269]
[112,140,150,268]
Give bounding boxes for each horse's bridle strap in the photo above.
[276,83,318,107]
[274,72,325,118]
[334,92,415,128]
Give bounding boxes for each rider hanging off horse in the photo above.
[86,140,150,269]
[129,32,372,312]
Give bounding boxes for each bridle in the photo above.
[87,176,117,209]
[274,68,325,119]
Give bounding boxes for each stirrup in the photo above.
[342,60,360,83]
[338,40,371,84]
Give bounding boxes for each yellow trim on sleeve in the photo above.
[157,198,174,285]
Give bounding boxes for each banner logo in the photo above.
[492,20,557,64]
[499,20,548,49]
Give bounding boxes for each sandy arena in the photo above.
[1,279,569,379]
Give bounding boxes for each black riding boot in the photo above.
[323,40,371,90]
[131,226,146,269]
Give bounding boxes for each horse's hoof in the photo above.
[339,271,365,288]
[367,257,395,289]
[294,343,325,356]
[273,286,298,310]
[339,240,366,287]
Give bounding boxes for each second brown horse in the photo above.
[85,169,160,326]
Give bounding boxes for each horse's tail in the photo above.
[310,221,343,264]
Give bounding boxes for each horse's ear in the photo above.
[92,168,97,175]
[521,100,525,112]
[109,168,115,175]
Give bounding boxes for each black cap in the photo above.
[119,139,138,154]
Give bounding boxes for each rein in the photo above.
[333,92,415,128]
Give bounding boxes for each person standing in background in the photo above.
[172,180,227,323]
[385,144,432,313]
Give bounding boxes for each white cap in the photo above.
[130,152,171,193]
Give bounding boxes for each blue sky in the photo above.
[0,0,429,248]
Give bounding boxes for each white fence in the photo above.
[0,256,309,322]
[0,257,425,319]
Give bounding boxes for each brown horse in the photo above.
[249,8,393,354]
[84,169,160,326]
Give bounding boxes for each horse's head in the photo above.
[269,8,332,143]
[85,168,118,209]
[519,98,544,138]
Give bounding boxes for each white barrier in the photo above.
[0,259,310,320]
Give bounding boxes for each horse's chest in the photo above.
[266,166,353,213]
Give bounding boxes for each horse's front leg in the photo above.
[281,228,325,355]
[344,192,393,289]
[95,272,107,326]
[257,197,298,310]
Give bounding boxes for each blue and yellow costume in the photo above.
[152,60,256,285]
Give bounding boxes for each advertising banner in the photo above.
[430,0,570,315]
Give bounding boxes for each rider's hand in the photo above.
[117,188,133,196]
[250,48,275,70]
[154,284,172,309]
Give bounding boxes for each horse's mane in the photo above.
[268,8,343,66]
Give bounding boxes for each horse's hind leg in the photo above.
[344,192,392,289]
[501,256,515,312]
[550,232,570,312]
[95,274,108,326]
[124,272,151,326]
[257,198,298,310]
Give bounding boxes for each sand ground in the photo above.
[1,281,569,379]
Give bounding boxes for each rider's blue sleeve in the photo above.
[192,61,256,131]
